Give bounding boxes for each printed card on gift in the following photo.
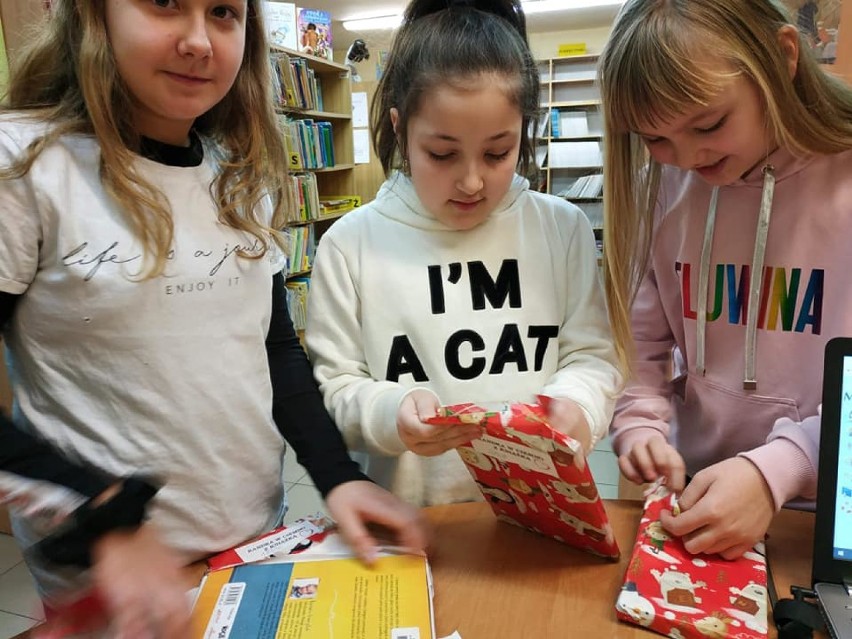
[427,400,619,559]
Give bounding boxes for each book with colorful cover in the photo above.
[296,8,332,61]
[193,540,435,639]
[319,195,361,217]
[262,1,297,50]
[615,482,768,638]
[426,399,619,559]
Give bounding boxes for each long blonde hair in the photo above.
[2,0,291,277]
[599,0,852,373]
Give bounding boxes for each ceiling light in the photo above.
[342,1,624,31]
[342,14,403,31]
[521,0,623,15]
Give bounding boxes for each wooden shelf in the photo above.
[546,135,603,142]
[538,55,604,231]
[273,46,357,335]
[547,165,603,171]
[276,106,352,120]
[270,44,349,73]
[548,99,601,108]
[287,209,353,226]
[312,163,355,173]
[544,77,597,86]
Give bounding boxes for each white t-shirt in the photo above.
[0,117,285,596]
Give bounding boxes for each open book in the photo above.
[192,521,435,639]
[427,400,619,559]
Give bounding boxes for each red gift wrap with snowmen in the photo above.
[615,483,768,639]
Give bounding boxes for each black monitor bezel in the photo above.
[813,337,852,586]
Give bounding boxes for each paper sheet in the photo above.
[352,91,369,128]
[354,128,371,164]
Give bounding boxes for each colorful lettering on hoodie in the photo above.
[675,261,824,334]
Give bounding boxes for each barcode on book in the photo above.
[391,628,420,639]
[222,583,244,606]
[202,582,246,639]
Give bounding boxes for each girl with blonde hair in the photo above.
[0,0,425,634]
[600,0,852,559]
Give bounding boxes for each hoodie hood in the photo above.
[369,171,530,231]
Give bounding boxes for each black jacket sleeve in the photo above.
[266,272,369,497]
[0,291,111,498]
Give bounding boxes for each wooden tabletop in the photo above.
[422,499,819,638]
[12,499,819,639]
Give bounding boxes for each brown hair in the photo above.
[371,0,540,179]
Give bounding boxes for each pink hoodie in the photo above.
[611,146,852,510]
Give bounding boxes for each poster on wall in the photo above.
[783,0,842,64]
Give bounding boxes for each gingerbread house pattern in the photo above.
[427,400,619,559]
[615,484,768,639]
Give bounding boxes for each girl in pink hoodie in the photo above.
[599,0,852,558]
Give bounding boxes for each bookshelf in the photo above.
[270,46,358,331]
[537,54,603,233]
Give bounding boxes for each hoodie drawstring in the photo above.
[694,187,718,377]
[694,164,776,390]
[743,165,776,389]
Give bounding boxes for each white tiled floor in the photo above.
[0,443,620,639]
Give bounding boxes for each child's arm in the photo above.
[1,292,168,570]
[539,210,622,448]
[608,266,683,484]
[0,290,113,511]
[266,272,369,495]
[267,272,426,558]
[306,238,417,456]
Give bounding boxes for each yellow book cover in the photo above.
[192,554,434,639]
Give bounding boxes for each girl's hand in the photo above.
[396,389,480,456]
[659,457,774,559]
[547,398,593,455]
[91,524,192,639]
[325,480,429,564]
[618,434,687,492]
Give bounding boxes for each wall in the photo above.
[0,0,43,71]
[338,24,614,83]
[0,13,8,94]
[834,0,852,81]
[335,24,614,204]
[528,25,614,58]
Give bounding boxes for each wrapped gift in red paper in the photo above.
[427,399,619,559]
[615,483,768,639]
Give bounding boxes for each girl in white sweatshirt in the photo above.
[306,0,622,507]
[600,0,852,558]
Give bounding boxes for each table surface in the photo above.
[421,499,819,639]
[12,499,819,639]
